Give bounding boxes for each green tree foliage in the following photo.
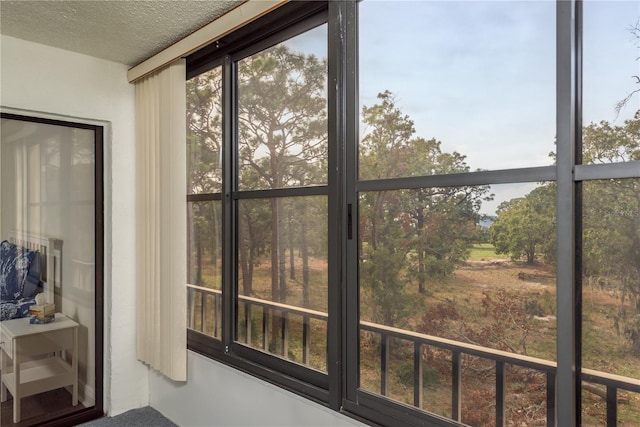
[186,45,328,310]
[238,45,327,191]
[359,92,492,325]
[238,198,270,295]
[581,118,640,355]
[490,184,556,265]
[187,68,223,194]
[582,119,640,163]
[360,191,417,327]
[237,44,328,306]
[490,118,639,354]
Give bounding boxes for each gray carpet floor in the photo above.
[78,407,177,426]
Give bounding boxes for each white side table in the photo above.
[0,313,79,423]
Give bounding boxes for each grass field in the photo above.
[467,243,510,261]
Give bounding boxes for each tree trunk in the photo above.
[371,192,385,251]
[527,245,535,264]
[417,210,426,294]
[196,234,203,286]
[383,299,394,327]
[246,218,256,294]
[210,206,218,271]
[239,214,251,295]
[301,203,310,307]
[278,199,288,302]
[270,198,280,348]
[248,243,255,293]
[418,249,426,294]
[289,212,296,280]
[270,199,280,301]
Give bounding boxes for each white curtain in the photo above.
[135,59,187,381]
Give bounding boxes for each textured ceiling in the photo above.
[0,1,244,66]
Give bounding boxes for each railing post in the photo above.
[606,386,617,427]
[547,371,555,427]
[187,287,195,329]
[262,307,269,351]
[496,361,505,427]
[213,293,220,338]
[303,315,310,365]
[452,351,461,422]
[282,311,289,358]
[200,292,206,334]
[381,334,390,396]
[216,293,222,338]
[414,342,423,408]
[245,301,252,345]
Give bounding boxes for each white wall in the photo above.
[151,351,365,427]
[0,34,148,415]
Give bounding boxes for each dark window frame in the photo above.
[186,1,640,426]
[186,1,337,406]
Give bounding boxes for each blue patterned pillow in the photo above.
[22,250,42,297]
[0,240,36,300]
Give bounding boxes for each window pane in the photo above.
[359,1,555,180]
[582,178,640,425]
[187,200,222,339]
[237,196,327,371]
[359,183,557,425]
[237,24,328,191]
[187,66,223,194]
[583,1,639,164]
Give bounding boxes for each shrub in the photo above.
[524,297,545,317]
[394,361,440,388]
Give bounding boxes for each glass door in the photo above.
[0,113,103,426]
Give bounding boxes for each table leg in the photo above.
[13,351,20,423]
[0,348,6,402]
[72,327,78,406]
[14,394,20,424]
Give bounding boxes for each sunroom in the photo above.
[1,1,639,426]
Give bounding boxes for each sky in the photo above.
[359,0,639,214]
[284,0,640,214]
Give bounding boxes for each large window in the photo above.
[235,26,328,367]
[186,3,331,392]
[353,2,559,425]
[186,1,640,426]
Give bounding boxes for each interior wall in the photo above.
[150,351,364,427]
[0,34,148,415]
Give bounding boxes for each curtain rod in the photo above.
[128,0,288,83]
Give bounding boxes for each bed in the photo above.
[0,232,62,321]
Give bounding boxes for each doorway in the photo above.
[0,113,104,426]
